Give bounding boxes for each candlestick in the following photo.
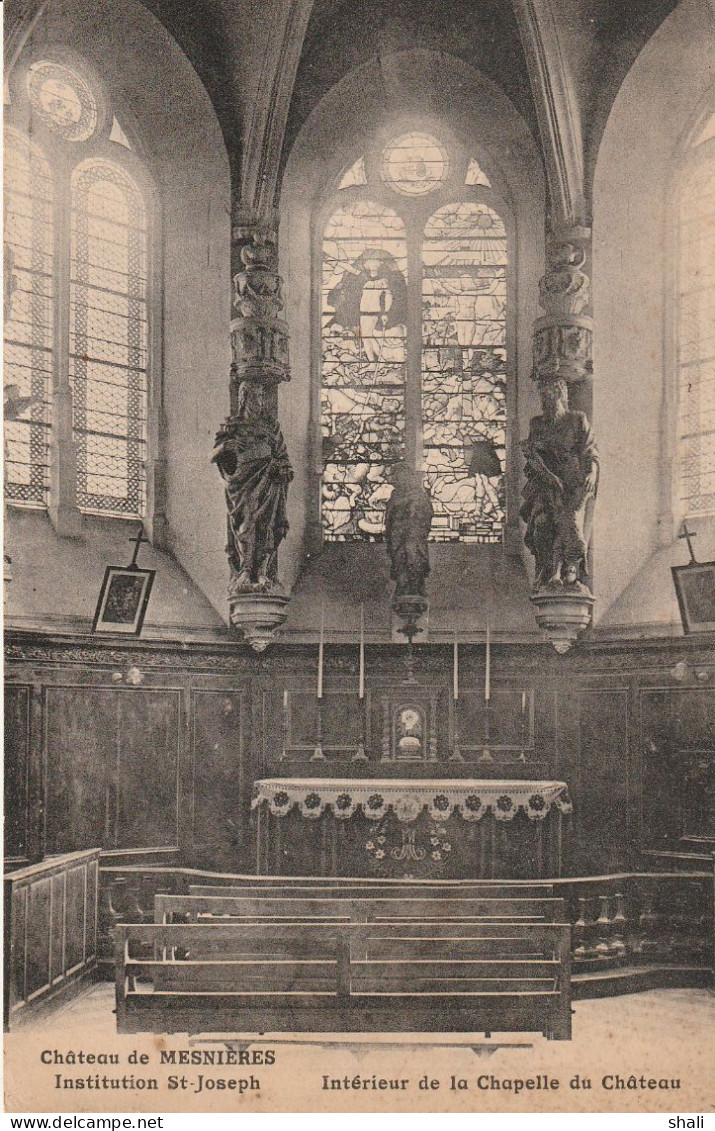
[453,633,459,701]
[280,688,288,760]
[485,622,491,702]
[359,603,365,700]
[311,698,325,761]
[317,601,324,700]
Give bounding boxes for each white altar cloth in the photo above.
[252,778,573,823]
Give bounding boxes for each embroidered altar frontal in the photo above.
[252,779,573,879]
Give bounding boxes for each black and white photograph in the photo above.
[2,0,714,1118]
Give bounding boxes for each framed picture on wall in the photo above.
[92,566,156,635]
[671,561,715,634]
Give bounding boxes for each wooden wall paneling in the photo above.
[640,686,715,852]
[553,680,580,868]
[319,690,364,753]
[179,682,194,861]
[29,679,45,862]
[25,877,52,1001]
[4,850,100,1029]
[576,687,631,873]
[191,689,245,859]
[50,871,66,984]
[64,862,87,972]
[453,686,537,763]
[44,687,117,854]
[8,885,27,1018]
[4,685,31,862]
[116,689,181,851]
[536,671,559,773]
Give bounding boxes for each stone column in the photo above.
[533,224,593,403]
[523,224,599,651]
[212,207,294,651]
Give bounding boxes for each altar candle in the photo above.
[359,603,365,700]
[485,622,491,702]
[317,602,324,700]
[453,633,459,701]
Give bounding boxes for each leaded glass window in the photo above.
[320,132,509,543]
[26,61,99,143]
[422,203,507,541]
[381,133,449,197]
[70,161,148,516]
[677,131,715,517]
[321,202,407,539]
[3,129,54,506]
[4,56,153,520]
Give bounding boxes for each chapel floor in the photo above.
[6,985,713,1113]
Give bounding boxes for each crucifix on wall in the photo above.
[671,521,715,634]
[92,523,156,636]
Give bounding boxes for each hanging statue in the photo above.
[520,378,599,590]
[212,409,293,592]
[385,462,434,597]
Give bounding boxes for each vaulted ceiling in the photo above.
[7,0,680,215]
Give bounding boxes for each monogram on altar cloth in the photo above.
[251,777,573,824]
[251,778,573,879]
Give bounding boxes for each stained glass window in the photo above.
[26,61,98,143]
[109,117,132,149]
[422,203,507,541]
[70,160,148,516]
[321,202,407,539]
[338,156,366,189]
[677,145,715,517]
[3,129,54,506]
[320,134,509,543]
[381,133,449,197]
[465,158,491,187]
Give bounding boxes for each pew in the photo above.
[189,881,554,900]
[115,919,572,1039]
[154,892,566,924]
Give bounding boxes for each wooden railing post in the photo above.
[114,926,129,1034]
[336,932,351,998]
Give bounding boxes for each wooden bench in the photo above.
[115,919,572,1039]
[155,892,566,925]
[189,881,555,900]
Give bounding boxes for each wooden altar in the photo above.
[252,778,572,879]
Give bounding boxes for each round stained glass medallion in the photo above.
[27,61,99,143]
[381,132,449,196]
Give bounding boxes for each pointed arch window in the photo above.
[319,130,509,543]
[676,116,715,518]
[3,55,155,521]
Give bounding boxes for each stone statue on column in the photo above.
[520,378,599,590]
[525,226,598,651]
[214,215,293,651]
[212,406,292,593]
[385,462,434,598]
[385,462,433,646]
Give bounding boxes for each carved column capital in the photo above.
[533,224,593,386]
[229,219,290,414]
